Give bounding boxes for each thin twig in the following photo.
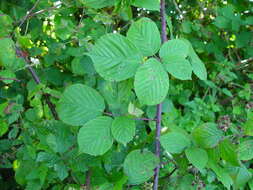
[153,1,168,190]
[27,4,61,18]
[103,112,156,121]
[160,167,177,180]
[0,77,21,82]
[15,48,59,120]
[237,57,253,65]
[85,170,91,190]
[172,0,183,15]
[18,0,41,28]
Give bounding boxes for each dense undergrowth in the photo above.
[0,0,253,189]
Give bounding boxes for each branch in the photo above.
[153,1,168,190]
[0,77,21,82]
[237,57,253,65]
[15,48,59,120]
[172,0,183,16]
[18,0,41,28]
[160,167,177,180]
[103,112,156,121]
[27,4,61,19]
[85,170,91,190]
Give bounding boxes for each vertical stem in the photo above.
[160,0,168,43]
[27,65,59,120]
[153,0,168,190]
[85,170,91,190]
[16,47,59,120]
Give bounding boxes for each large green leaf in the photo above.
[219,138,240,166]
[127,17,161,56]
[182,39,207,80]
[123,150,159,185]
[111,116,136,145]
[78,116,113,156]
[89,33,143,81]
[160,132,191,154]
[131,0,160,11]
[57,84,105,126]
[159,39,189,60]
[162,55,192,80]
[185,147,208,170]
[192,123,223,148]
[134,58,169,105]
[238,139,253,161]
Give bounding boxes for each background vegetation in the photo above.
[0,0,252,189]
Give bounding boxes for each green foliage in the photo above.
[123,150,159,185]
[192,123,223,148]
[0,0,252,189]
[111,116,136,145]
[127,17,161,56]
[89,33,142,81]
[185,147,208,170]
[160,132,191,154]
[134,58,169,105]
[78,116,113,156]
[57,84,105,126]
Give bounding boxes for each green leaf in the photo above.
[57,84,105,126]
[192,123,223,148]
[208,160,233,189]
[71,56,95,76]
[188,48,207,80]
[54,162,68,181]
[131,0,160,11]
[162,55,192,80]
[159,39,189,60]
[0,120,8,137]
[244,113,253,136]
[235,166,252,188]
[127,17,161,56]
[219,138,240,166]
[0,12,13,37]
[185,147,208,170]
[78,116,113,156]
[160,132,191,154]
[134,58,169,105]
[0,38,16,68]
[113,175,128,190]
[128,102,144,117]
[238,139,253,161]
[80,0,115,9]
[181,39,207,80]
[213,16,230,29]
[89,33,143,81]
[54,16,75,40]
[123,149,159,185]
[0,70,16,84]
[111,116,136,145]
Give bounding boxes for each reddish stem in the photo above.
[153,0,168,189]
